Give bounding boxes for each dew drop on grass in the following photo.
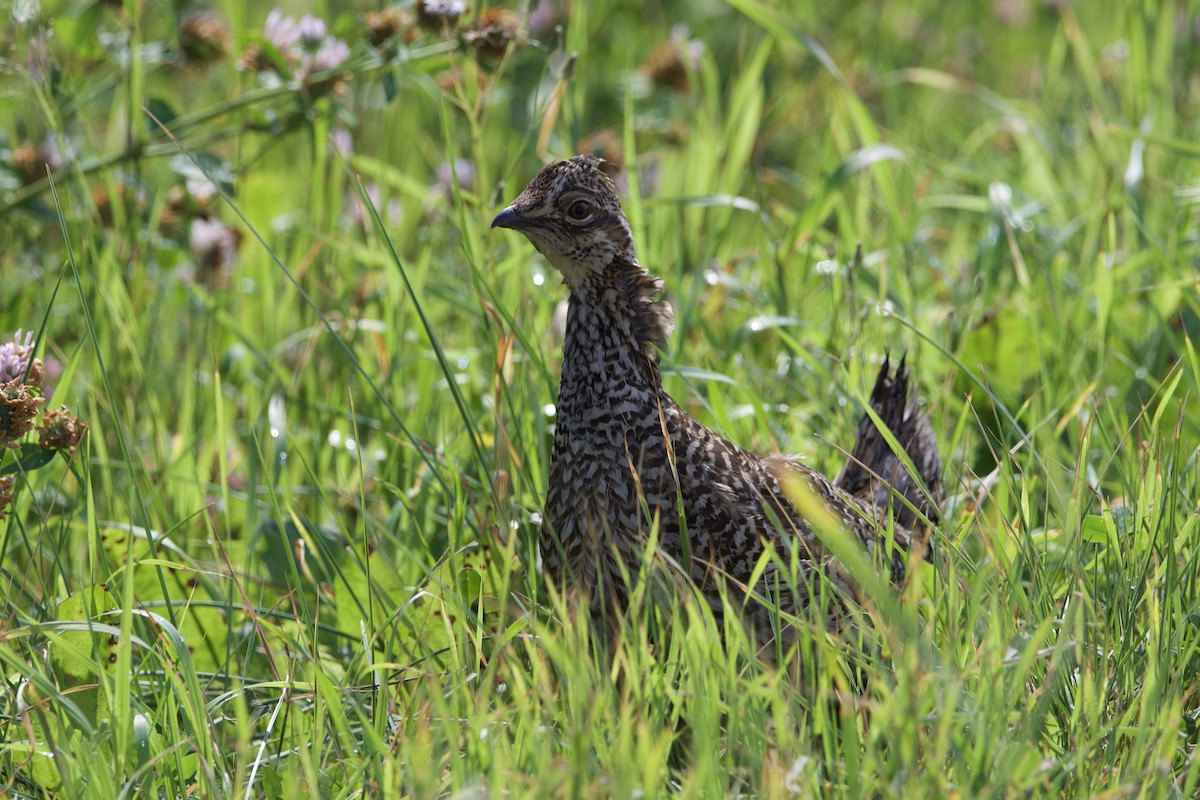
[456,357,469,370]
[328,429,342,447]
[815,259,837,275]
[542,403,556,417]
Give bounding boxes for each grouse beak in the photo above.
[491,206,531,230]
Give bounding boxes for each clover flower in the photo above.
[189,217,241,281]
[417,0,466,30]
[253,10,351,83]
[0,331,42,388]
[263,9,302,51]
[298,36,351,79]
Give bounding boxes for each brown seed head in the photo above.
[463,8,524,61]
[180,11,231,64]
[366,8,417,46]
[0,381,44,449]
[39,405,88,454]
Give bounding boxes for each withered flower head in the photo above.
[236,43,272,72]
[640,24,705,94]
[1,381,45,449]
[417,0,466,30]
[0,475,14,521]
[578,129,624,179]
[366,8,417,46]
[39,405,88,454]
[10,142,40,184]
[189,216,242,283]
[180,11,231,64]
[463,8,524,61]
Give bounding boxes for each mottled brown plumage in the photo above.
[493,154,941,640]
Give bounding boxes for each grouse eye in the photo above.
[567,200,592,220]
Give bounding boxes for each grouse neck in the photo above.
[563,260,674,357]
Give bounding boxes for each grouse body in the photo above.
[492,154,941,636]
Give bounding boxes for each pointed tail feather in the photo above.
[834,356,943,530]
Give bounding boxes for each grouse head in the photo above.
[491,154,637,287]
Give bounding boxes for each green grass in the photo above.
[1,0,1198,796]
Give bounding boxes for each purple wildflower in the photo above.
[260,9,350,81]
[297,15,328,46]
[299,37,350,78]
[0,331,42,387]
[263,9,301,51]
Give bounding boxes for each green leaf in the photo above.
[144,97,178,134]
[0,443,56,476]
[1080,514,1110,545]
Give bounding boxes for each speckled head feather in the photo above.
[492,155,636,283]
[493,154,672,353]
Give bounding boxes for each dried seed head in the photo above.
[10,142,40,184]
[39,405,88,454]
[0,381,45,449]
[180,11,232,64]
[640,25,704,94]
[365,8,417,46]
[463,8,524,61]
